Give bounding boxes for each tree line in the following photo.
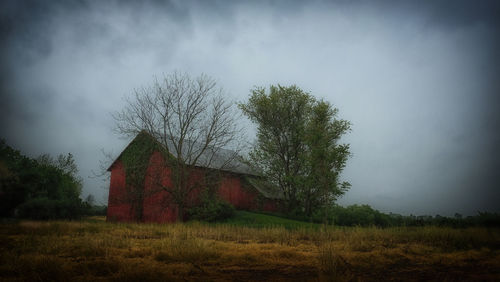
[278,204,500,228]
[0,140,102,219]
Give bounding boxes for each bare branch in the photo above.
[112,72,245,221]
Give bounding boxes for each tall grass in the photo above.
[0,217,498,281]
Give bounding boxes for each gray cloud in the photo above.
[1,0,498,214]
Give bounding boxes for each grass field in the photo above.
[0,212,499,281]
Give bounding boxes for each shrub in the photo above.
[188,198,235,222]
[17,197,85,220]
[82,205,108,216]
[0,140,84,219]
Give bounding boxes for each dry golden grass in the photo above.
[0,217,499,281]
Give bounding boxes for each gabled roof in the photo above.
[244,176,283,200]
[107,131,258,176]
[108,131,283,200]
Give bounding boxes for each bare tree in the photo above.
[113,72,243,221]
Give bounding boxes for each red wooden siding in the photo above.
[107,151,279,223]
[218,176,255,209]
[107,161,134,221]
[142,151,177,223]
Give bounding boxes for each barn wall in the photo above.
[217,174,280,212]
[261,199,279,212]
[142,151,177,222]
[141,151,205,222]
[218,176,255,209]
[107,161,134,222]
[107,151,280,223]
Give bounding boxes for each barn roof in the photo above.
[244,176,283,200]
[108,131,283,200]
[107,131,258,176]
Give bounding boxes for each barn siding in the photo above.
[142,151,177,222]
[107,151,280,223]
[218,176,255,209]
[107,161,135,222]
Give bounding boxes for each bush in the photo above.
[17,197,85,220]
[84,205,107,216]
[0,140,85,220]
[188,198,235,222]
[332,205,391,227]
[467,212,500,227]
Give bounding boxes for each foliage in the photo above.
[0,141,39,216]
[277,203,500,228]
[239,85,351,216]
[81,204,107,216]
[468,212,500,227]
[302,100,351,216]
[0,139,85,219]
[329,204,391,227]
[239,85,311,212]
[81,194,107,216]
[188,196,235,222]
[17,197,86,220]
[120,132,165,188]
[117,131,166,221]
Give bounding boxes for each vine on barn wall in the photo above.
[121,134,155,187]
[119,132,167,221]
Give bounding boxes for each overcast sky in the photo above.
[1,0,499,216]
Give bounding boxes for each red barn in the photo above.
[107,131,281,223]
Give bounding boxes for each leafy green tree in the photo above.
[239,85,312,212]
[0,140,39,216]
[239,85,351,216]
[0,139,85,219]
[36,153,82,201]
[303,100,351,217]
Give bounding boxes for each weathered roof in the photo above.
[244,176,283,200]
[162,137,257,176]
[108,131,258,176]
[108,131,284,199]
